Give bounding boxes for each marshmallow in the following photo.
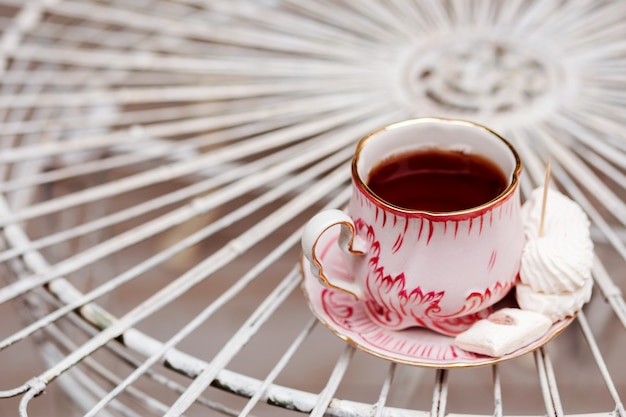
[454,308,552,357]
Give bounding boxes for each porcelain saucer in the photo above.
[300,228,575,368]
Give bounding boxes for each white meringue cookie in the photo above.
[516,277,593,322]
[520,234,593,293]
[516,186,594,322]
[522,186,592,242]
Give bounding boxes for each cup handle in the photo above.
[301,209,366,300]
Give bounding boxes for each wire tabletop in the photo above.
[0,1,624,416]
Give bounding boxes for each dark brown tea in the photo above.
[366,148,508,212]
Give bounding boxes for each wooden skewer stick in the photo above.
[538,160,551,237]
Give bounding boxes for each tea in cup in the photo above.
[301,117,523,336]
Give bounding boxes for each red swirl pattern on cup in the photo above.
[350,211,518,335]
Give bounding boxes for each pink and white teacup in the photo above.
[301,118,523,336]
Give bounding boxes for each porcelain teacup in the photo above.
[301,117,524,336]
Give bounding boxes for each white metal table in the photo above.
[0,1,624,416]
